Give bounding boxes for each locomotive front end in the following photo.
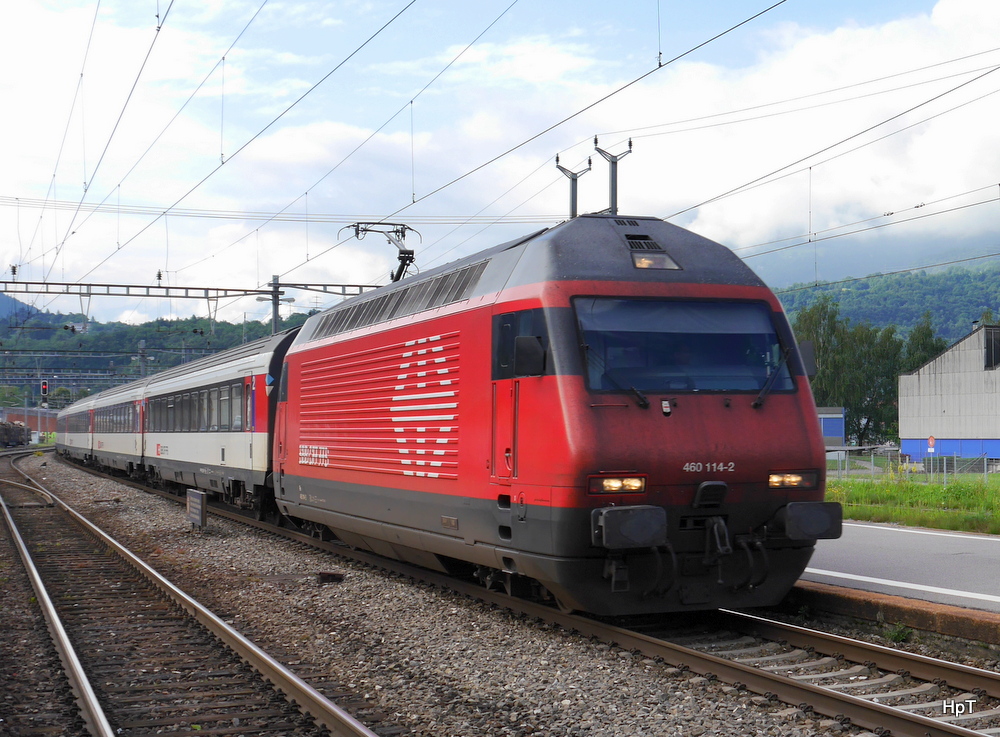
[559,294,840,613]
[495,216,842,615]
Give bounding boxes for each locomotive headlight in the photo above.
[589,476,646,493]
[768,471,818,489]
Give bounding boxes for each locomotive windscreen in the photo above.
[574,298,795,393]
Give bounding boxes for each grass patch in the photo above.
[827,475,1000,534]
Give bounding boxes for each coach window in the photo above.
[209,388,219,431]
[219,386,230,431]
[232,383,243,431]
[198,390,208,431]
[167,397,176,433]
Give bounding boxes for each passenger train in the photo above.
[58,214,841,615]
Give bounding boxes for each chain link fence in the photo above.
[827,449,997,484]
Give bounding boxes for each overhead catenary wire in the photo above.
[67,0,417,288]
[600,45,1000,140]
[378,0,793,224]
[172,0,522,280]
[154,0,796,322]
[61,0,271,246]
[23,1,996,329]
[48,0,178,279]
[27,0,798,318]
[14,0,105,343]
[665,63,1000,220]
[267,0,793,291]
[734,182,1000,256]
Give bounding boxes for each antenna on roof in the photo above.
[343,222,421,282]
[555,154,591,219]
[594,136,633,216]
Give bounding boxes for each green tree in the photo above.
[902,311,948,372]
[792,297,904,445]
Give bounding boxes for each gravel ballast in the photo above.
[25,455,873,737]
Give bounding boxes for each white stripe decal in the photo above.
[392,391,455,402]
[390,403,457,412]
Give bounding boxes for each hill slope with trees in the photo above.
[777,264,1000,343]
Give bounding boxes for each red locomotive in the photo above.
[272,213,841,614]
[58,213,840,615]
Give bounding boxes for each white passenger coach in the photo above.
[57,329,299,516]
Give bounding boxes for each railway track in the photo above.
[0,452,84,737]
[55,455,1000,737]
[0,452,386,737]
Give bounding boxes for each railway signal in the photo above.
[40,379,48,396]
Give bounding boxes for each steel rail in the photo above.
[12,461,380,737]
[53,457,993,737]
[0,481,116,737]
[723,608,1000,698]
[206,507,986,737]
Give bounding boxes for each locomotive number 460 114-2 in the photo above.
[682,461,736,472]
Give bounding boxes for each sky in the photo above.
[3,0,999,327]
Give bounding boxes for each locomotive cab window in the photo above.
[574,298,794,394]
[492,308,549,380]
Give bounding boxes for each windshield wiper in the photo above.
[752,347,792,409]
[602,368,650,409]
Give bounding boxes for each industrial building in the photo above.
[898,325,1000,462]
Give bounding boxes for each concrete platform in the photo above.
[783,581,1000,646]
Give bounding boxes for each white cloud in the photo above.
[4,0,1000,323]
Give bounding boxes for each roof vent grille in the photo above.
[625,234,663,251]
[615,218,640,227]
